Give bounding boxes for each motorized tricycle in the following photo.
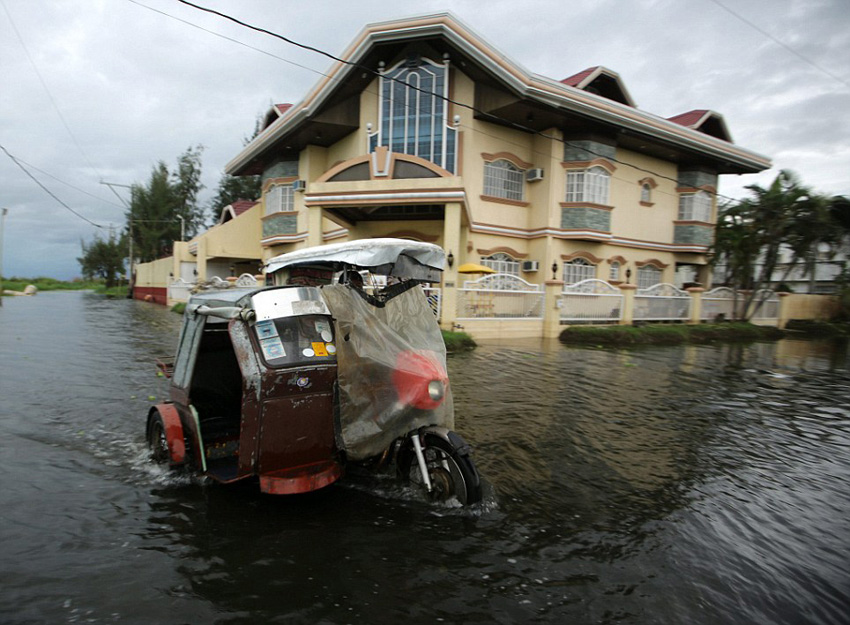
[146,239,482,505]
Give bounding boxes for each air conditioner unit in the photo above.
[292,179,306,192]
[522,260,539,272]
[526,168,544,182]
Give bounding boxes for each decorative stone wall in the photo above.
[563,140,616,162]
[674,223,714,246]
[262,160,299,183]
[262,212,298,238]
[561,205,611,232]
[677,170,717,189]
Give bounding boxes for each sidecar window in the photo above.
[253,314,336,367]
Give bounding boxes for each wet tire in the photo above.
[148,413,170,465]
[398,432,482,505]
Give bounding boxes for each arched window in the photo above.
[641,183,652,203]
[265,184,294,216]
[566,166,610,204]
[371,56,457,173]
[563,258,596,284]
[609,261,621,281]
[481,252,520,276]
[637,265,662,289]
[484,159,525,201]
[678,190,712,222]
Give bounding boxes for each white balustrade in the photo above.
[560,279,623,322]
[634,283,691,321]
[457,273,543,319]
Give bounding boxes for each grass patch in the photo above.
[441,329,477,352]
[1,276,101,293]
[170,302,187,314]
[559,322,785,346]
[784,320,850,338]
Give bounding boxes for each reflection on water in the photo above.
[1,292,848,624]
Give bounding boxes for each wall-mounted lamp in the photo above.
[625,268,632,284]
[551,261,558,280]
[447,251,454,268]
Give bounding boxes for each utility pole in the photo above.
[0,208,8,307]
[100,181,133,281]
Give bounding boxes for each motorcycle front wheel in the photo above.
[398,431,482,505]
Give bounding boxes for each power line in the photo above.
[10,158,127,209]
[0,0,106,182]
[707,0,850,91]
[125,0,329,76]
[0,143,107,229]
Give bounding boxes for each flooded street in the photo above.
[1,291,849,624]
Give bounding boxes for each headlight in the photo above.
[427,380,445,402]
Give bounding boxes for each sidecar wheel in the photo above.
[148,414,170,465]
[398,433,482,505]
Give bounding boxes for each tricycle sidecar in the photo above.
[148,285,344,495]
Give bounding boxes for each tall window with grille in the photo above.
[265,184,294,216]
[563,258,596,284]
[369,56,457,173]
[481,252,520,276]
[678,190,712,221]
[609,261,621,282]
[484,159,525,201]
[566,166,610,204]
[637,265,662,289]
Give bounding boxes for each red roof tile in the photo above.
[667,109,709,128]
[561,67,599,87]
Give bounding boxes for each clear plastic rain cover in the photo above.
[320,284,454,461]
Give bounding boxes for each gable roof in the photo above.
[227,12,769,176]
[219,199,258,224]
[560,66,636,107]
[667,109,733,142]
[262,103,294,132]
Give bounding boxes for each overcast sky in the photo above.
[1,0,848,280]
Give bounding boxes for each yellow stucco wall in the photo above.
[134,257,172,288]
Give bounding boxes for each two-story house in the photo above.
[222,12,770,331]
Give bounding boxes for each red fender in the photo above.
[153,403,186,466]
[392,350,449,410]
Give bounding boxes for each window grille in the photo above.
[481,253,520,276]
[637,265,662,289]
[372,57,457,173]
[265,184,294,216]
[565,166,610,204]
[563,258,596,284]
[678,190,712,221]
[609,261,620,281]
[484,160,525,201]
[641,183,652,203]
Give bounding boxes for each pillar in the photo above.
[618,283,637,325]
[440,202,462,330]
[307,205,324,247]
[777,292,793,329]
[686,287,704,325]
[196,238,207,282]
[543,280,565,338]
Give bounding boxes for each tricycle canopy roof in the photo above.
[264,238,445,282]
[184,286,331,321]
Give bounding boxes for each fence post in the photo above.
[686,287,704,325]
[543,280,565,338]
[618,284,637,325]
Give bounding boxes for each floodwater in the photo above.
[1,291,849,625]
